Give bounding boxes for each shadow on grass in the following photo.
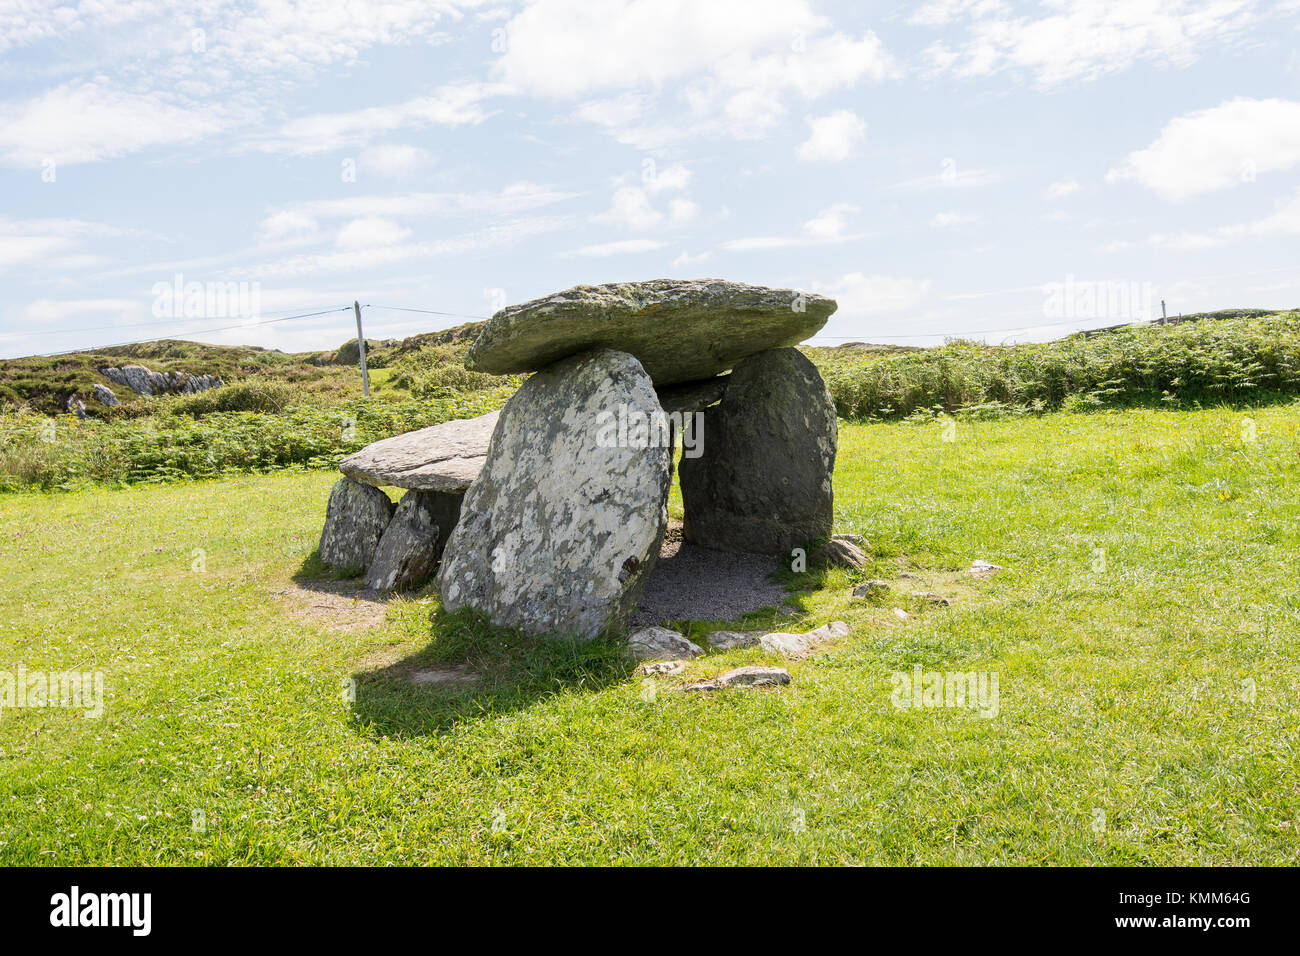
[348,607,638,738]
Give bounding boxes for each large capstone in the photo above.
[437,349,671,638]
[464,279,836,385]
[364,490,444,592]
[339,410,498,493]
[318,477,395,573]
[679,348,836,554]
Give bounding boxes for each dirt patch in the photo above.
[632,523,790,626]
[409,664,479,686]
[275,581,390,632]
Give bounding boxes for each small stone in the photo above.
[706,630,761,650]
[627,627,704,662]
[969,559,1004,578]
[897,571,920,580]
[65,395,86,419]
[812,537,868,569]
[893,608,910,621]
[92,383,120,406]
[318,477,395,573]
[758,620,849,656]
[910,591,954,606]
[640,660,686,676]
[717,665,790,687]
[852,580,891,599]
[682,666,791,692]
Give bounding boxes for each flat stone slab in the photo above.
[339,410,499,492]
[464,279,836,385]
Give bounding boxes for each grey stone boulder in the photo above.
[465,279,836,385]
[340,410,498,493]
[437,349,672,639]
[706,629,762,650]
[851,579,892,599]
[684,666,791,692]
[364,490,445,592]
[812,537,869,569]
[318,477,395,573]
[92,383,120,406]
[627,627,704,662]
[680,348,837,554]
[759,620,849,656]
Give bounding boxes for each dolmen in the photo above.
[317,278,839,640]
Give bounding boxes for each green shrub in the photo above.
[160,380,299,416]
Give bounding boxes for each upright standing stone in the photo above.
[679,348,836,554]
[364,490,447,592]
[318,477,395,573]
[438,349,671,638]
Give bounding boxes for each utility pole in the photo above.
[1161,299,1167,324]
[353,300,370,397]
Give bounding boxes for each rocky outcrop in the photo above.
[92,383,120,406]
[437,349,672,639]
[465,279,836,385]
[100,364,223,397]
[679,348,837,554]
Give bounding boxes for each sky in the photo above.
[1,0,1299,359]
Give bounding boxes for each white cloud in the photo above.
[260,210,319,240]
[1046,180,1081,199]
[1146,187,1300,248]
[335,217,414,249]
[567,238,668,256]
[250,82,501,155]
[812,272,931,316]
[504,1,894,148]
[891,165,999,190]
[1107,98,1300,200]
[671,249,713,267]
[917,0,1257,88]
[797,109,866,163]
[0,80,222,167]
[20,298,138,324]
[361,144,433,178]
[268,183,576,223]
[931,210,976,228]
[803,203,858,239]
[591,164,694,231]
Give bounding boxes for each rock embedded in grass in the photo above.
[628,628,704,662]
[812,536,869,569]
[759,620,849,656]
[464,279,835,385]
[437,349,671,639]
[680,348,837,554]
[852,580,892,598]
[684,666,791,692]
[318,477,395,573]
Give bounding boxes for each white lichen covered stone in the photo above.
[627,627,704,662]
[465,279,836,385]
[318,477,395,573]
[437,349,671,639]
[340,410,498,492]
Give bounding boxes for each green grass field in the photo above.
[1,404,1297,864]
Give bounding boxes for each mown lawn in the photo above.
[0,405,1297,864]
